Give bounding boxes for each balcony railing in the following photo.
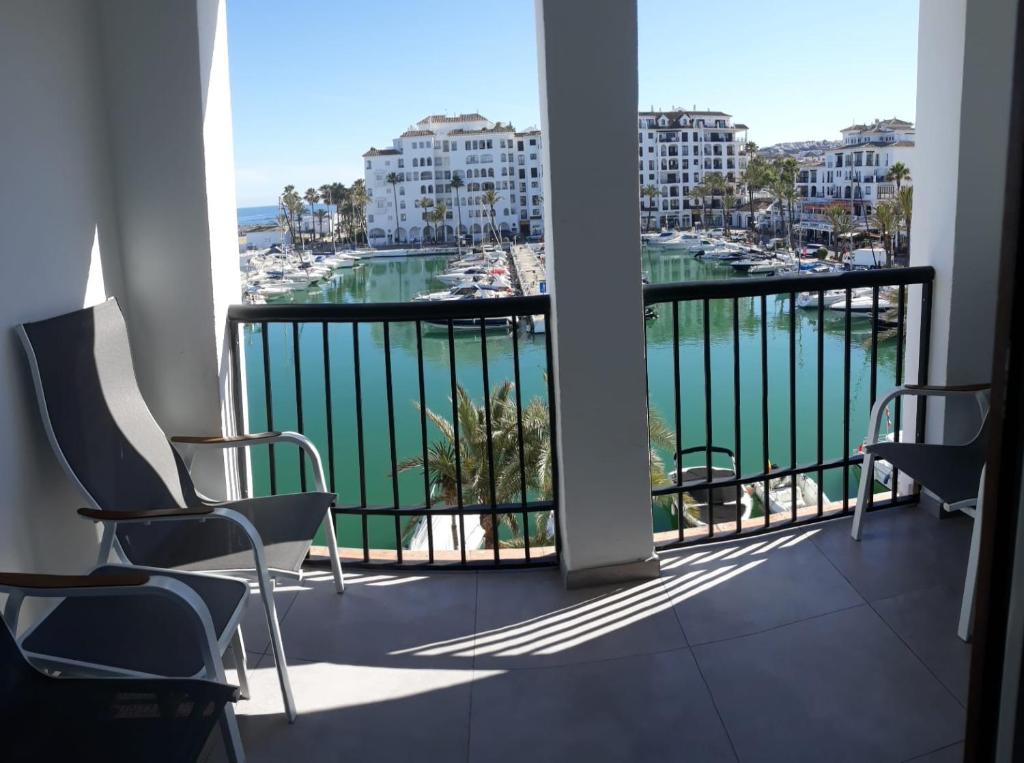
[642,267,934,546]
[226,296,559,569]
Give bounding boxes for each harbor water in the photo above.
[242,248,898,549]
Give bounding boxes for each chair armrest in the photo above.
[171,432,280,444]
[0,571,149,589]
[77,507,214,521]
[904,383,990,393]
[171,431,328,492]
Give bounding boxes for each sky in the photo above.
[228,0,919,207]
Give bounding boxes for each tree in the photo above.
[433,201,450,243]
[703,172,727,230]
[887,162,910,192]
[769,158,799,248]
[450,174,465,245]
[481,188,502,243]
[641,184,661,231]
[385,172,401,244]
[318,184,334,240]
[870,200,900,267]
[330,182,348,244]
[898,185,913,255]
[740,155,770,234]
[824,203,854,259]
[280,185,300,245]
[349,180,369,246]
[414,196,434,242]
[688,182,709,228]
[303,188,320,242]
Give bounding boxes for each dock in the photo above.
[509,244,547,332]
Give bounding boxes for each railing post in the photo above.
[535,0,659,587]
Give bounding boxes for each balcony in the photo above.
[203,504,970,763]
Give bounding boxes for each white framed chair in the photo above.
[852,383,990,641]
[17,298,345,722]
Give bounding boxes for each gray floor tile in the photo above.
[661,529,864,644]
[873,584,971,704]
[238,583,300,655]
[279,569,478,667]
[209,659,477,763]
[468,649,736,763]
[471,568,687,669]
[694,606,965,763]
[811,507,972,601]
[906,742,965,762]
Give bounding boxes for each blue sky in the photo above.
[228,0,919,207]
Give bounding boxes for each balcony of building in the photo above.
[2,1,1022,762]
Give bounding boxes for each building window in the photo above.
[368,214,374,223]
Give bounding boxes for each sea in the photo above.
[238,204,335,229]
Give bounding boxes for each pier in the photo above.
[509,244,546,296]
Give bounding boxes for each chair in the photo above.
[0,569,244,762]
[852,383,990,641]
[17,298,345,722]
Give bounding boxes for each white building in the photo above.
[637,109,749,230]
[362,113,545,246]
[797,118,915,241]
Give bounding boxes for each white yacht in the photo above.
[749,472,829,515]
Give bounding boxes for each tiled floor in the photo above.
[204,505,973,763]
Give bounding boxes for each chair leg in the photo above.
[230,626,251,700]
[958,471,986,642]
[851,453,875,541]
[219,704,247,763]
[256,564,298,722]
[323,509,345,594]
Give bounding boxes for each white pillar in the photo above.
[905,0,1017,508]
[97,0,240,497]
[535,0,657,586]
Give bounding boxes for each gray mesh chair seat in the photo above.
[21,565,248,676]
[119,492,334,574]
[867,440,987,505]
[17,297,345,723]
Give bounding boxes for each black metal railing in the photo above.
[643,266,934,546]
[226,295,559,569]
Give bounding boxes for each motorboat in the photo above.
[671,446,754,527]
[827,294,894,314]
[796,287,871,309]
[436,266,508,286]
[749,470,830,515]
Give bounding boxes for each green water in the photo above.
[243,250,897,549]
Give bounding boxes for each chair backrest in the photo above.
[18,299,199,511]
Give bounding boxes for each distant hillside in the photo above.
[759,140,840,162]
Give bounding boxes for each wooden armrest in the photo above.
[77,506,214,521]
[0,571,149,589]
[904,383,990,392]
[171,432,280,444]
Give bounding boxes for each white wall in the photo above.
[906,0,1018,446]
[537,0,657,585]
[0,0,127,579]
[0,0,241,590]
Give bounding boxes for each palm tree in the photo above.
[688,182,708,228]
[385,172,401,244]
[331,182,348,244]
[771,158,799,247]
[641,184,661,231]
[280,185,300,244]
[740,155,770,235]
[703,172,727,230]
[318,184,333,241]
[433,201,450,243]
[415,196,434,243]
[450,174,465,245]
[824,203,854,259]
[314,209,329,241]
[898,185,913,255]
[397,382,549,549]
[721,195,742,238]
[481,188,502,243]
[349,180,369,246]
[887,162,910,192]
[870,200,900,267]
[303,188,320,243]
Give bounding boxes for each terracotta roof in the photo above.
[400,129,434,138]
[362,147,401,157]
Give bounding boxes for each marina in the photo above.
[239,240,900,551]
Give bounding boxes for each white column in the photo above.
[535,0,657,586]
[905,0,1017,509]
[97,0,240,497]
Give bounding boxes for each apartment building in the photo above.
[797,118,915,238]
[362,113,545,245]
[638,109,749,230]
